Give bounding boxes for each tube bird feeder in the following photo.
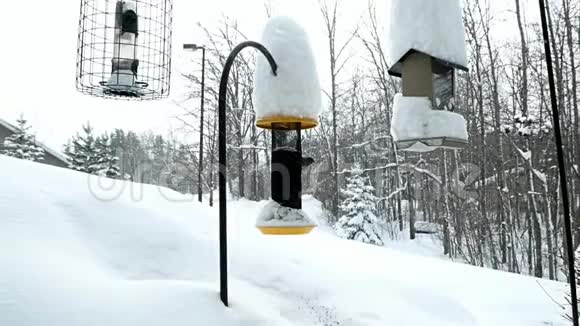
[76,0,173,100]
[254,16,321,235]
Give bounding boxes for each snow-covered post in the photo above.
[386,0,469,152]
[254,16,321,236]
[214,15,320,307]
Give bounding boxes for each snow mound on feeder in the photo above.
[390,94,468,151]
[386,0,468,67]
[256,200,317,227]
[254,16,322,122]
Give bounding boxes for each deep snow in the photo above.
[0,155,568,325]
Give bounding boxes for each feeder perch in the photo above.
[386,0,469,152]
[254,17,321,235]
[76,0,173,100]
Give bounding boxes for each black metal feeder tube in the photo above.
[271,128,303,210]
[112,1,139,75]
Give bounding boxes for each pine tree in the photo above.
[335,169,384,245]
[95,134,121,178]
[2,115,45,162]
[64,123,100,174]
[151,135,166,183]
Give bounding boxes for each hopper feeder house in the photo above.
[387,0,469,152]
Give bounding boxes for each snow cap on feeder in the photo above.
[76,0,173,100]
[386,0,469,152]
[254,16,321,130]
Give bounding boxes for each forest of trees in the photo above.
[62,125,206,201]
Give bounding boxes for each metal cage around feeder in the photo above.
[76,0,173,100]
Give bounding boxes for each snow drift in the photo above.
[0,155,567,325]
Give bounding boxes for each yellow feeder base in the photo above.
[257,225,316,235]
[256,116,318,130]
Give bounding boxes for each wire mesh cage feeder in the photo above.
[76,0,173,100]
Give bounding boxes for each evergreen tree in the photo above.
[335,169,384,245]
[150,135,167,185]
[95,134,121,178]
[123,131,147,181]
[2,115,45,162]
[64,123,100,174]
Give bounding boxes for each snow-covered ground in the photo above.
[0,155,568,325]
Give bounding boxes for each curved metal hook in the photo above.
[217,41,278,307]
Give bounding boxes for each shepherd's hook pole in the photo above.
[218,41,277,307]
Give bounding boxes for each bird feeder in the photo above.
[254,16,321,235]
[387,0,469,152]
[76,0,173,100]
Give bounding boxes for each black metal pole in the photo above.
[199,47,206,203]
[538,0,578,324]
[218,41,277,307]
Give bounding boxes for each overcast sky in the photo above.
[0,0,537,151]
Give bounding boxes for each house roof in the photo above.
[0,118,68,164]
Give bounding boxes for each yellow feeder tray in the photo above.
[257,225,316,235]
[256,116,318,130]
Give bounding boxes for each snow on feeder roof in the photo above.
[386,0,468,77]
[254,16,321,130]
[386,0,469,152]
[76,0,173,100]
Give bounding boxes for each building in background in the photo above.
[0,118,68,169]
